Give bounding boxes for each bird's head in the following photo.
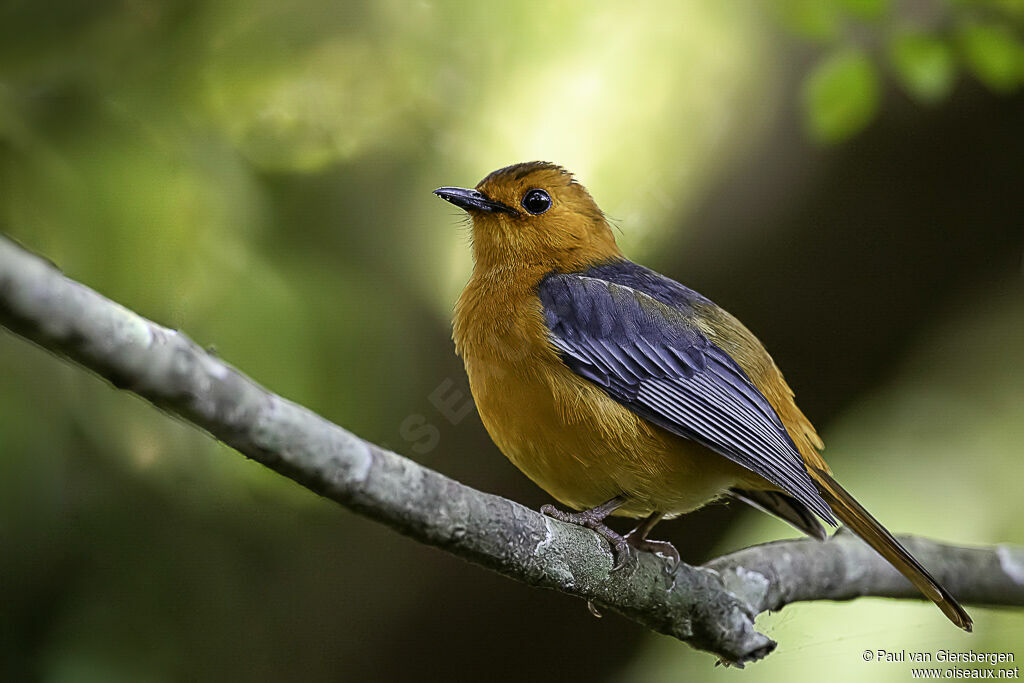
[435,162,621,273]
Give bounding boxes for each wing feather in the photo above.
[538,272,835,524]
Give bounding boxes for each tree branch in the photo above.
[1,235,1021,665]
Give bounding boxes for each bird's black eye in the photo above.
[521,188,552,215]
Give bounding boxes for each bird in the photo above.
[434,161,971,631]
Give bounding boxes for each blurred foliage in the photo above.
[802,49,881,142]
[0,1,1022,681]
[778,0,1024,141]
[889,34,956,103]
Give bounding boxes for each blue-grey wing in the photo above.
[537,272,835,524]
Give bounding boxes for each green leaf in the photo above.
[802,49,881,143]
[888,33,956,104]
[958,22,1024,92]
[775,0,842,41]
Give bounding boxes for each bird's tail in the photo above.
[809,466,973,631]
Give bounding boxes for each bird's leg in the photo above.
[625,512,680,571]
[540,496,634,571]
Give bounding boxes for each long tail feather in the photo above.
[809,467,973,631]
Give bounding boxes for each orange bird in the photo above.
[435,161,971,630]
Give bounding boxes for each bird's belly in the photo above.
[467,356,746,518]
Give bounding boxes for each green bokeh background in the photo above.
[1,1,1022,681]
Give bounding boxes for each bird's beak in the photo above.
[433,186,518,215]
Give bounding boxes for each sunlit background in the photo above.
[2,1,1023,681]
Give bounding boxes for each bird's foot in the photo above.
[624,512,679,574]
[540,504,636,571]
[624,533,680,572]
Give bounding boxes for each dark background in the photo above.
[1,2,1022,681]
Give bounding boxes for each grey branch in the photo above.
[1,235,1022,666]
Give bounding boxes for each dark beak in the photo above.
[433,186,518,215]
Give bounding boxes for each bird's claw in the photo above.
[541,503,635,572]
[625,529,680,574]
[610,537,637,572]
[631,538,680,573]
